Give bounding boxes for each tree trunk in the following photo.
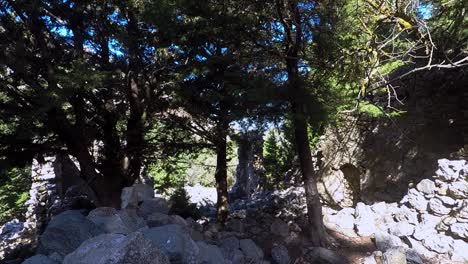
[214,121,229,223]
[291,104,328,246]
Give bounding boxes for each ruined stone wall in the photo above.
[316,69,468,207]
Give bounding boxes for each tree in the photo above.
[145,0,272,222]
[0,0,174,207]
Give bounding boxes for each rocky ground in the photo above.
[1,158,467,264]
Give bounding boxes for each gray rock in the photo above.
[226,219,244,233]
[270,219,289,237]
[326,208,355,230]
[374,232,405,251]
[394,206,418,224]
[404,249,423,264]
[361,255,377,264]
[450,239,468,262]
[170,215,189,227]
[304,247,348,264]
[428,198,451,216]
[22,255,59,264]
[413,214,440,241]
[147,212,171,227]
[219,236,240,250]
[448,180,468,199]
[388,222,415,237]
[87,207,146,234]
[436,159,466,181]
[239,239,264,262]
[197,241,226,264]
[121,184,154,209]
[450,222,468,239]
[63,232,169,264]
[37,210,104,257]
[382,247,407,264]
[271,244,290,264]
[405,237,436,260]
[405,189,428,212]
[138,198,169,218]
[142,224,199,264]
[355,203,376,236]
[416,179,436,195]
[422,233,453,254]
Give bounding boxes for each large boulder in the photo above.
[382,247,407,264]
[63,232,169,264]
[355,203,376,236]
[219,236,244,264]
[86,207,146,234]
[416,179,436,196]
[270,219,289,237]
[22,254,59,264]
[138,198,169,218]
[451,239,468,262]
[197,241,226,264]
[239,239,263,262]
[374,232,406,252]
[37,210,104,257]
[435,159,466,181]
[121,184,154,209]
[271,244,290,264]
[142,224,199,264]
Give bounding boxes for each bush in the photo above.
[0,165,31,224]
[168,187,201,219]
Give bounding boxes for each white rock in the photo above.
[423,234,453,254]
[416,179,436,195]
[355,203,376,236]
[413,214,441,241]
[450,222,468,239]
[374,232,406,251]
[428,198,452,216]
[405,189,428,212]
[361,255,377,264]
[436,159,466,181]
[393,206,418,224]
[382,247,407,264]
[406,236,437,259]
[450,239,468,262]
[388,222,415,237]
[448,180,468,199]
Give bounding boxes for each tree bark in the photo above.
[280,0,328,246]
[214,120,229,223]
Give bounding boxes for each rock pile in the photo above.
[325,159,468,263]
[21,183,271,264]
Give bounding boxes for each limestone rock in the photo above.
[405,236,437,260]
[142,224,199,264]
[270,219,289,237]
[422,234,453,254]
[382,247,407,264]
[23,255,59,264]
[87,207,146,234]
[355,203,376,236]
[271,244,290,264]
[448,180,468,199]
[197,241,226,264]
[428,198,452,216]
[450,223,468,239]
[361,255,377,264]
[394,206,418,225]
[388,222,415,237]
[413,214,440,241]
[63,232,169,264]
[416,179,436,195]
[239,239,264,262]
[374,232,405,251]
[37,210,103,257]
[147,212,171,227]
[405,189,428,212]
[138,198,169,218]
[121,184,154,209]
[450,239,468,262]
[435,159,466,181]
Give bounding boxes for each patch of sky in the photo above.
[195,55,208,62]
[418,3,432,20]
[108,9,128,26]
[109,38,124,57]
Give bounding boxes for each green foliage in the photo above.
[0,165,31,224]
[168,187,201,219]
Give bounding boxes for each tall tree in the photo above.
[0,0,173,206]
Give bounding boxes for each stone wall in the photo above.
[316,69,468,207]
